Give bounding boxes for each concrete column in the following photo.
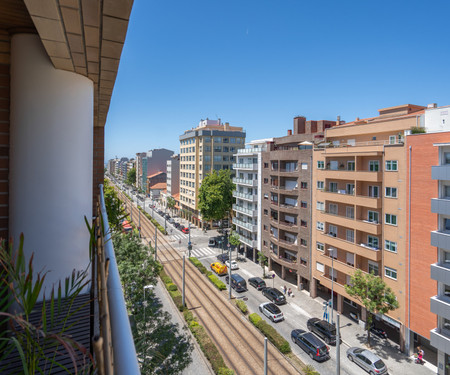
[297,273,301,290]
[10,34,93,298]
[399,325,406,353]
[337,293,344,313]
[268,256,272,271]
[437,350,446,375]
[310,278,317,298]
[253,247,256,263]
[361,307,367,322]
[281,265,286,279]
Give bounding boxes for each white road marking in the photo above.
[240,269,255,278]
[290,303,312,319]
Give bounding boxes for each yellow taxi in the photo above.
[210,262,228,276]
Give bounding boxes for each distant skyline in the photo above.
[105,0,450,161]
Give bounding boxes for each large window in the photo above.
[346,229,354,243]
[385,213,397,226]
[385,240,397,253]
[316,221,324,231]
[369,160,379,171]
[317,181,324,190]
[317,242,324,251]
[329,224,337,237]
[385,160,398,171]
[368,211,379,223]
[347,161,355,171]
[367,235,379,249]
[317,161,325,169]
[368,261,379,276]
[316,201,324,211]
[385,266,397,280]
[329,182,338,193]
[385,187,397,198]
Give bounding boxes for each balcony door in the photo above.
[368,185,379,198]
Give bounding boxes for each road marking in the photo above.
[240,269,255,278]
[290,303,312,319]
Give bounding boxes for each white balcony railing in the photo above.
[233,191,258,202]
[233,177,258,187]
[232,163,258,170]
[237,146,266,154]
[233,217,258,232]
[233,203,258,217]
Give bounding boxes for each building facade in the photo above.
[179,119,246,227]
[311,104,426,351]
[233,139,272,262]
[261,117,337,290]
[167,154,180,196]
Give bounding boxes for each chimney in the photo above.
[336,116,340,125]
[427,103,437,109]
[356,117,360,121]
[288,129,292,135]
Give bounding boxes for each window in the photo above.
[368,185,379,198]
[329,224,337,237]
[346,206,354,219]
[317,242,324,252]
[214,137,221,143]
[317,161,325,169]
[346,183,355,195]
[301,182,307,189]
[263,225,268,231]
[204,146,211,152]
[444,218,450,231]
[317,201,324,211]
[300,238,307,246]
[386,160,398,171]
[316,262,324,273]
[368,211,379,223]
[223,147,229,152]
[367,235,379,249]
[385,266,397,280]
[369,160,379,171]
[346,229,354,243]
[368,261,379,276]
[385,187,397,198]
[347,161,355,171]
[385,213,397,226]
[301,220,307,227]
[230,138,236,144]
[316,221,324,231]
[300,258,307,266]
[385,240,397,253]
[264,193,268,199]
[329,203,338,215]
[301,163,308,170]
[329,182,338,192]
[301,201,307,208]
[214,155,221,162]
[317,181,324,190]
[264,209,268,215]
[264,178,268,183]
[264,163,268,168]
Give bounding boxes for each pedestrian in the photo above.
[283,285,287,294]
[287,288,292,297]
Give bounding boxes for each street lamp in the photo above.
[187,222,192,258]
[164,206,167,232]
[328,248,335,325]
[143,285,153,369]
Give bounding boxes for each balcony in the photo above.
[239,234,258,248]
[319,274,348,297]
[430,328,450,354]
[233,217,258,232]
[278,237,298,250]
[319,253,356,276]
[233,177,258,187]
[432,165,450,180]
[278,203,298,213]
[431,262,450,284]
[233,191,258,202]
[316,169,382,182]
[237,146,266,154]
[233,203,258,217]
[431,295,450,321]
[431,198,450,216]
[317,211,381,236]
[317,232,381,261]
[275,220,298,231]
[271,185,299,194]
[270,251,298,267]
[232,163,258,171]
[431,230,450,251]
[316,189,381,209]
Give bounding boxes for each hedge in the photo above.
[167,283,178,292]
[138,206,168,235]
[208,274,227,291]
[235,300,248,315]
[189,257,209,274]
[249,313,291,354]
[218,369,235,375]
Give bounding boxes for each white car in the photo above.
[259,302,284,322]
[225,260,239,270]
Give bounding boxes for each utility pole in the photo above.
[228,245,232,300]
[336,313,341,375]
[264,337,267,375]
[154,229,158,261]
[164,206,167,232]
[182,255,186,307]
[187,221,192,257]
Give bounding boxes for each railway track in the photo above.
[116,188,300,375]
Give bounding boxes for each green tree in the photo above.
[103,179,126,232]
[345,269,399,346]
[257,252,268,278]
[198,170,234,222]
[126,167,136,186]
[167,196,176,216]
[228,231,241,248]
[113,233,193,374]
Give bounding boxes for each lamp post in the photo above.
[328,248,335,325]
[187,222,192,258]
[143,284,153,369]
[164,206,167,232]
[228,244,232,300]
[154,229,158,261]
[182,255,186,307]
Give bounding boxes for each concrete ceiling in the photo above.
[1,0,133,127]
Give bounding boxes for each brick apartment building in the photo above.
[261,116,337,290]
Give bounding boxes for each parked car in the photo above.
[262,287,286,305]
[225,260,238,270]
[259,302,284,322]
[307,318,339,345]
[248,277,266,290]
[370,325,387,339]
[210,262,228,276]
[168,218,175,224]
[225,274,247,292]
[174,222,181,229]
[181,227,190,234]
[216,253,229,263]
[165,214,171,220]
[208,238,217,247]
[291,329,330,362]
[346,347,388,374]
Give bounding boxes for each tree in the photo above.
[198,170,234,222]
[113,233,193,374]
[345,269,399,346]
[103,179,126,232]
[167,197,176,216]
[257,252,268,278]
[126,167,136,186]
[228,231,241,249]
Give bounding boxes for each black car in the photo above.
[262,287,286,305]
[208,238,217,247]
[248,277,266,290]
[216,253,229,263]
[307,318,340,345]
[291,329,330,362]
[174,222,181,229]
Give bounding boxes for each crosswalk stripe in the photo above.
[195,248,208,256]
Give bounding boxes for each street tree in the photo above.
[103,179,126,232]
[167,196,176,216]
[257,252,268,278]
[126,167,136,186]
[345,269,399,346]
[228,231,241,249]
[198,170,234,223]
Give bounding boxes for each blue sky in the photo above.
[105,0,450,161]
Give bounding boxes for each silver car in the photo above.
[346,347,388,374]
[259,302,284,322]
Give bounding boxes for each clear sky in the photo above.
[105,0,450,161]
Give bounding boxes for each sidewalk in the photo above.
[240,258,436,375]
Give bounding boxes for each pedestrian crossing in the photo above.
[189,247,218,259]
[170,232,200,241]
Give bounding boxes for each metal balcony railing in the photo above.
[237,146,267,154]
[97,185,140,375]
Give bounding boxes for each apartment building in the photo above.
[232,139,272,262]
[135,152,146,190]
[167,154,180,196]
[311,104,426,352]
[138,148,173,190]
[261,117,337,290]
[179,119,245,227]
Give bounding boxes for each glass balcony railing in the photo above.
[237,146,267,154]
[233,203,257,217]
[233,177,258,186]
[233,191,258,201]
